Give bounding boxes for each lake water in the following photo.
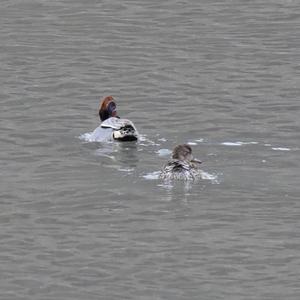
[1,0,300,299]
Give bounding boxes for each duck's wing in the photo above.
[101,117,136,130]
[170,160,191,171]
[101,117,138,141]
[160,160,188,175]
[160,160,200,181]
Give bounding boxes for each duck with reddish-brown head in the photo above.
[160,144,202,181]
[90,96,138,142]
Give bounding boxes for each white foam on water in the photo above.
[118,167,135,173]
[138,135,147,142]
[79,132,95,142]
[187,142,198,146]
[142,171,161,180]
[272,147,291,151]
[200,171,221,184]
[244,142,258,145]
[263,144,292,151]
[156,149,172,156]
[138,135,160,146]
[222,142,243,146]
[195,139,204,143]
[222,141,258,146]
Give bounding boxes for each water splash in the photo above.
[200,171,221,184]
[142,171,161,180]
[118,167,135,173]
[142,170,221,184]
[156,149,172,156]
[138,134,160,146]
[79,132,95,142]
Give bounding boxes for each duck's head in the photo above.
[99,96,118,121]
[172,144,202,164]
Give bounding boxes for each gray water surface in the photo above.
[1,0,300,299]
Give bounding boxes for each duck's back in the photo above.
[101,117,134,130]
[90,117,138,142]
[89,124,114,142]
[160,159,200,181]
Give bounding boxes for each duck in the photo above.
[89,96,138,142]
[160,144,202,181]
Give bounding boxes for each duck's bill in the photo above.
[191,158,202,164]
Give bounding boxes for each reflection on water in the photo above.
[95,141,139,171]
